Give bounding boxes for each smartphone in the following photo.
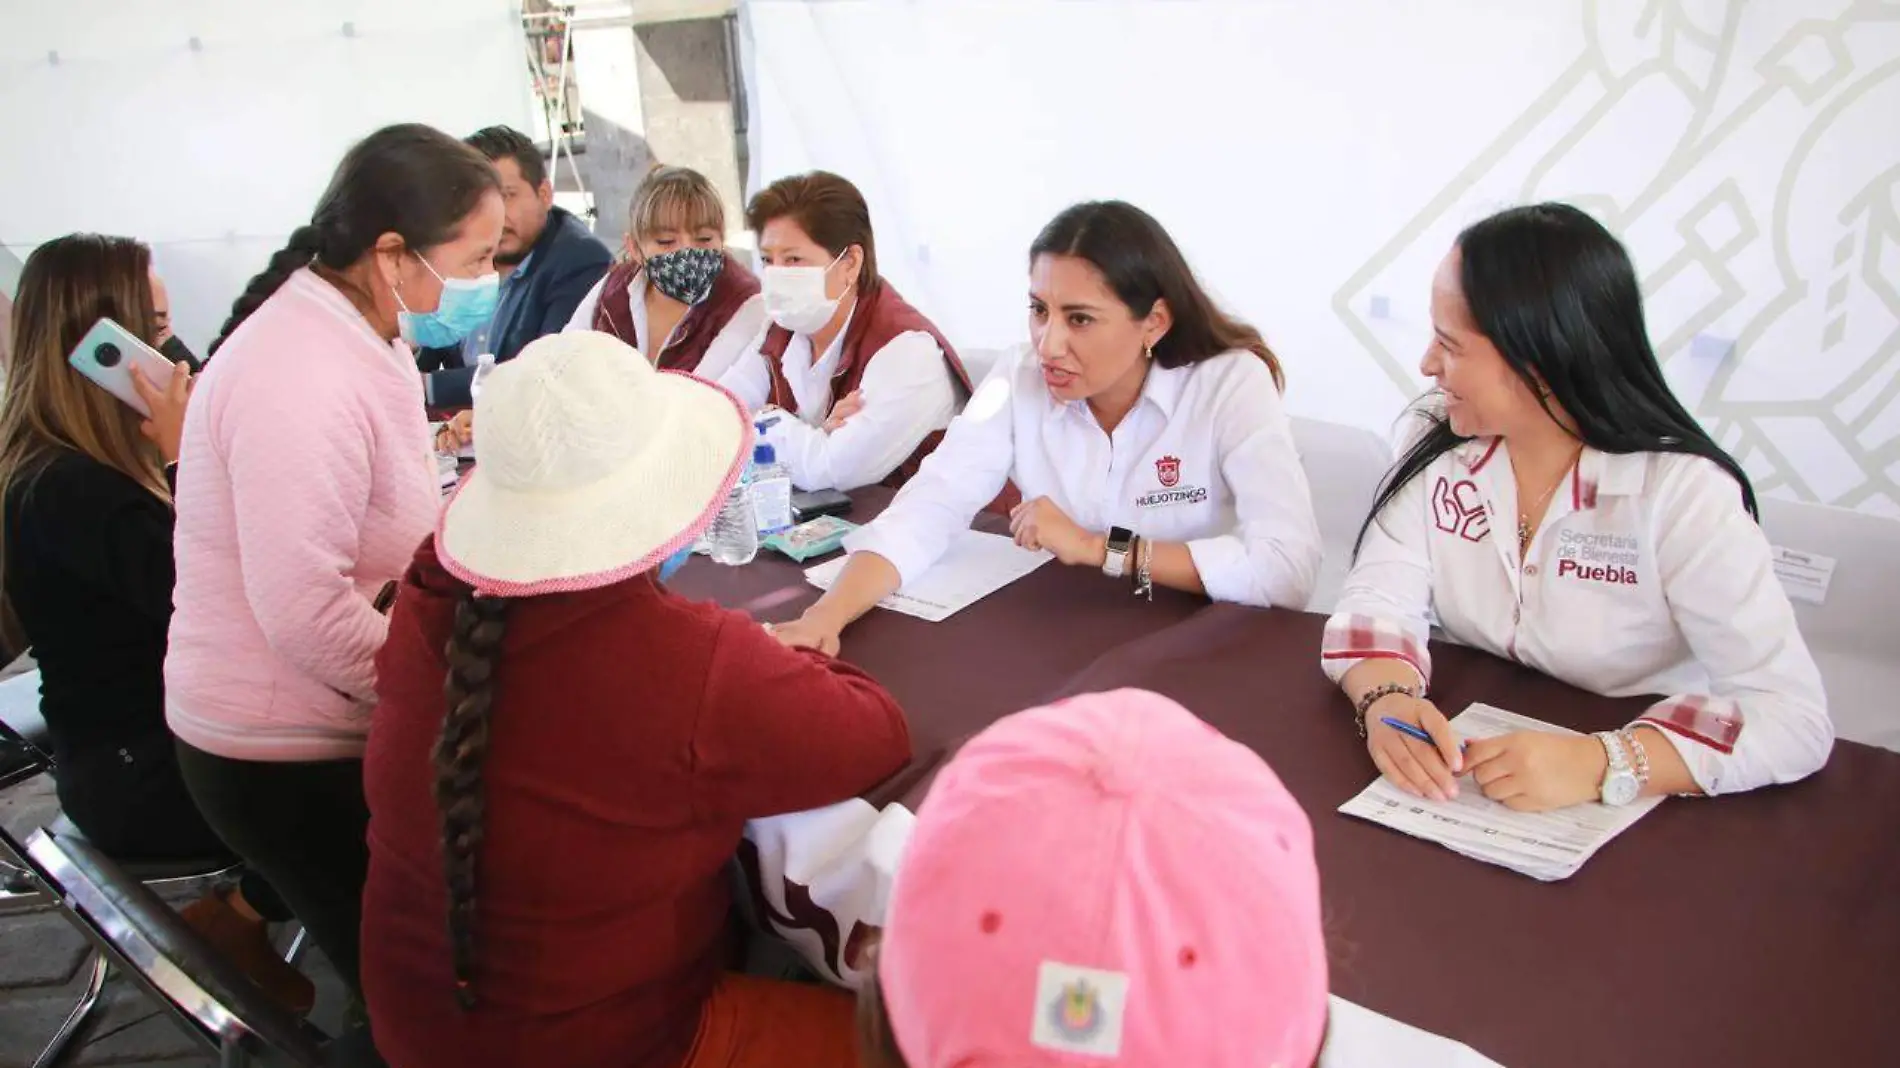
[67,318,178,418]
[791,488,852,522]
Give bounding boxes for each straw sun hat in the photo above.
[436,330,750,596]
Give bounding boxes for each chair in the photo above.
[1290,417,1393,613]
[0,666,50,757]
[0,712,319,1064]
[956,345,1014,390]
[6,824,328,1067]
[0,714,52,906]
[1757,497,1900,753]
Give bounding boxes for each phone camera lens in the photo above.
[95,343,122,368]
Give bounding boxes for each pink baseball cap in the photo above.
[880,689,1328,1068]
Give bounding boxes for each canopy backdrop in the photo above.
[737,0,1900,514]
[0,0,534,358]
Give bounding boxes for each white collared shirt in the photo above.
[846,343,1321,609]
[565,270,765,382]
[1322,428,1832,795]
[717,305,958,491]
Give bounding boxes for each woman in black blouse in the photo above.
[0,235,312,1012]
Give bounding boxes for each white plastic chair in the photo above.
[955,346,1013,393]
[1289,417,1393,613]
[1757,497,1900,753]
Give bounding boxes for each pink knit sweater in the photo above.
[166,269,439,762]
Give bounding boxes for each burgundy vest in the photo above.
[591,253,762,373]
[758,282,971,489]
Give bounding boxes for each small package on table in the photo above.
[764,515,858,562]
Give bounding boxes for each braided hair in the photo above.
[206,123,500,359]
[432,592,511,1009]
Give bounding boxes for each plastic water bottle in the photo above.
[707,469,759,566]
[453,353,496,461]
[749,443,793,536]
[468,352,497,402]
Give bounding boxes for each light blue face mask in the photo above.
[397,253,499,349]
[657,544,695,584]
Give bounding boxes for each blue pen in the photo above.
[1380,716,1468,753]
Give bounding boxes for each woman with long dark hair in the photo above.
[1,235,311,1011]
[770,200,1321,655]
[1323,203,1829,810]
[361,331,910,1068]
[166,123,503,994]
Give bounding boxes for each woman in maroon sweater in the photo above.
[362,330,911,1068]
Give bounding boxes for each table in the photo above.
[1045,606,1900,1068]
[672,497,1900,1068]
[674,489,1209,762]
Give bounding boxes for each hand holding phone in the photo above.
[129,360,194,465]
[68,318,181,418]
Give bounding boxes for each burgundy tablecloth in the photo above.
[675,501,1900,1068]
[671,489,1209,763]
[1025,606,1900,1068]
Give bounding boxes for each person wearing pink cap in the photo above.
[360,330,913,1068]
[863,688,1330,1068]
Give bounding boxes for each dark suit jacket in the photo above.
[417,205,612,407]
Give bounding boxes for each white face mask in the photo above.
[761,250,850,335]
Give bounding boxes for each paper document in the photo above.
[1338,703,1661,881]
[804,530,1050,623]
[1320,996,1506,1067]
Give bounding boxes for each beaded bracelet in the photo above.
[1620,726,1652,787]
[1353,682,1416,738]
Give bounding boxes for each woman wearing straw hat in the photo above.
[360,330,913,1068]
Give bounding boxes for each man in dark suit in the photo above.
[417,126,613,408]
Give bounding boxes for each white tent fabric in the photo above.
[0,0,533,355]
[738,0,1900,516]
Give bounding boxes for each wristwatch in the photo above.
[1102,526,1135,580]
[1595,731,1641,806]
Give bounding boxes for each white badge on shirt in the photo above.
[1135,453,1209,509]
[1031,961,1129,1057]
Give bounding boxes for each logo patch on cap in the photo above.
[1031,961,1128,1057]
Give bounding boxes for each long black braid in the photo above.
[432,592,510,1009]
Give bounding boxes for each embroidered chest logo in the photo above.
[1136,454,1208,508]
[1155,455,1181,487]
[1431,477,1490,543]
[1554,530,1642,586]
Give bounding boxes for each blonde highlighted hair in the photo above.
[628,165,726,244]
[0,234,168,649]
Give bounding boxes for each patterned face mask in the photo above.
[643,246,726,306]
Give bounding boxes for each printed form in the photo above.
[806,530,1051,623]
[1339,703,1663,881]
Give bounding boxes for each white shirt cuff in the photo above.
[1632,722,1722,796]
[1185,535,1266,608]
[843,523,932,589]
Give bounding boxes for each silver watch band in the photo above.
[1597,730,1631,773]
[1102,527,1134,579]
[1595,730,1641,806]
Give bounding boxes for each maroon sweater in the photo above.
[361,539,911,1068]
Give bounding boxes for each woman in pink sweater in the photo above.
[166,124,502,996]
